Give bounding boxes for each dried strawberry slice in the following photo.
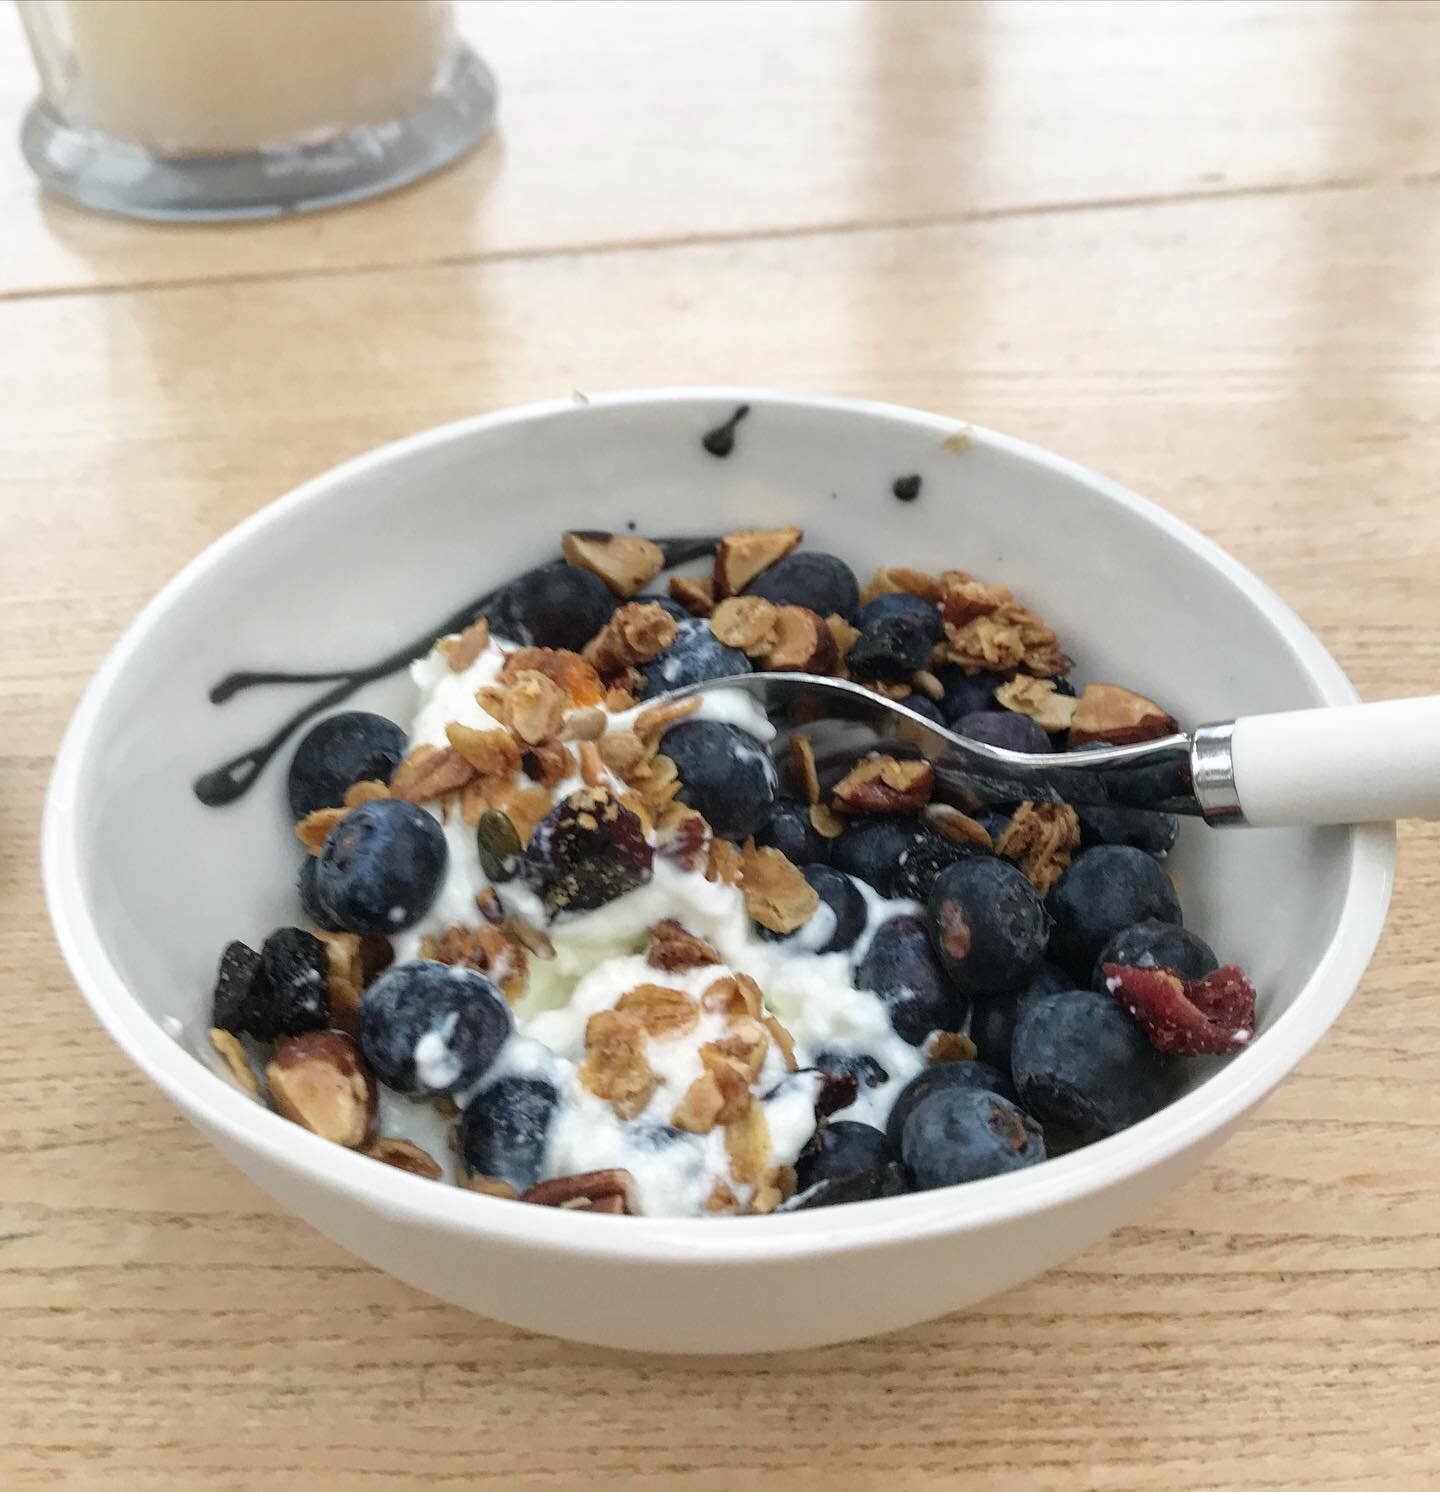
[1102,963,1257,1056]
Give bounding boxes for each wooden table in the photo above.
[5,2,1438,1485]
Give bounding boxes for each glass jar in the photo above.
[16,0,497,221]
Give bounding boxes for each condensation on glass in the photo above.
[16,0,496,221]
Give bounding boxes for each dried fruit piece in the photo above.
[615,982,702,1038]
[363,1137,443,1179]
[789,733,821,804]
[714,526,803,596]
[391,743,477,801]
[709,595,780,653]
[508,669,570,745]
[446,616,492,672]
[740,841,821,934]
[670,574,716,616]
[809,803,845,839]
[562,530,665,597]
[923,803,994,849]
[583,602,678,673]
[994,675,1080,732]
[830,755,935,815]
[1067,683,1179,748]
[522,739,573,789]
[646,918,721,972]
[1105,963,1257,1054]
[578,1010,654,1118]
[521,787,654,912]
[995,802,1081,896]
[208,1028,258,1095]
[521,1169,638,1213]
[265,1031,377,1148]
[656,808,711,871]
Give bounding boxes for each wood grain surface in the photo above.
[3,2,1438,1487]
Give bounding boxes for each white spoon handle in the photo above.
[1230,695,1440,827]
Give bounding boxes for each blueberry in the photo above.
[491,562,615,651]
[743,551,860,617]
[1012,987,1173,1138]
[904,694,946,726]
[779,1162,910,1210]
[927,857,1050,997]
[637,619,751,699]
[359,960,511,1096]
[934,666,1008,724]
[856,913,967,1045]
[287,711,408,820]
[901,1087,1046,1191]
[795,1120,890,1190]
[831,814,929,895]
[891,826,986,902]
[459,1075,558,1191]
[847,595,944,682]
[522,788,654,913]
[759,865,866,953]
[756,799,831,865]
[1075,804,1180,859]
[314,798,447,936]
[211,940,262,1035]
[974,806,1015,842]
[812,1049,890,1093]
[955,710,1052,754]
[254,926,331,1038]
[883,1059,1017,1152]
[298,854,342,931]
[1046,844,1182,981]
[1093,918,1218,991]
[662,719,778,840]
[968,961,1071,1070]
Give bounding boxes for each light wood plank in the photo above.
[4,0,1440,298]
[4,179,1440,1486]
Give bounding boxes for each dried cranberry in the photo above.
[521,788,654,913]
[1103,962,1257,1055]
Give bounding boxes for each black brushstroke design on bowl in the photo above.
[701,404,749,457]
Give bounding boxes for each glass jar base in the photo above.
[20,45,496,222]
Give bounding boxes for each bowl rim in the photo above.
[43,386,1395,1264]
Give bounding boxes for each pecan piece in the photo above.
[615,982,702,1039]
[391,743,477,802]
[521,1169,638,1213]
[646,918,721,972]
[561,530,665,597]
[1067,683,1179,748]
[265,1031,376,1148]
[713,526,802,596]
[830,754,934,815]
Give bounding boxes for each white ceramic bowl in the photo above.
[44,390,1394,1353]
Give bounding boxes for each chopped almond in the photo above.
[561,530,665,597]
[1067,683,1178,747]
[669,574,716,616]
[713,526,802,596]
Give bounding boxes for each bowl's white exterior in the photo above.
[44,390,1393,1352]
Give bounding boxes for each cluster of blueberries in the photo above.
[212,541,1226,1211]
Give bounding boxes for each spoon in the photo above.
[660,672,1440,827]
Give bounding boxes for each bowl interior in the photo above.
[51,391,1381,1235]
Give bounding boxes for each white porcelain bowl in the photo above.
[43,390,1394,1353]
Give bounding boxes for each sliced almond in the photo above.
[463,1175,519,1200]
[294,805,346,854]
[265,1031,376,1149]
[789,732,821,805]
[860,566,945,605]
[577,738,605,787]
[762,1015,798,1071]
[363,1137,443,1179]
[713,526,802,596]
[391,743,477,802]
[1067,683,1179,747]
[709,595,780,653]
[446,616,492,672]
[474,685,513,729]
[669,574,716,617]
[825,612,861,658]
[562,530,666,597]
[809,802,845,839]
[208,1028,258,1096]
[995,675,1081,733]
[633,694,701,740]
[740,842,820,934]
[923,802,994,850]
[724,1102,772,1187]
[831,754,934,815]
